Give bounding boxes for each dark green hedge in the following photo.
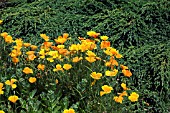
[0,0,170,112]
[123,42,170,112]
[1,0,169,46]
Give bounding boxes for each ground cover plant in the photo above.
[0,30,140,113]
[0,0,170,113]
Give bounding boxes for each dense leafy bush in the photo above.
[0,0,169,112]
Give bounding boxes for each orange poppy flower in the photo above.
[30,45,38,50]
[87,31,100,38]
[78,37,86,40]
[12,57,19,64]
[37,64,45,71]
[100,41,110,49]
[55,79,59,84]
[63,108,75,113]
[63,33,69,39]
[40,34,49,41]
[51,46,59,50]
[54,36,67,44]
[72,56,83,63]
[8,95,19,103]
[121,83,129,90]
[0,32,8,37]
[43,42,53,48]
[113,96,123,103]
[28,54,36,61]
[120,65,129,70]
[23,43,31,47]
[26,51,35,55]
[4,35,13,43]
[122,69,132,77]
[23,67,33,74]
[118,91,128,97]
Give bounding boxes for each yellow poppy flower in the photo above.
[105,69,118,76]
[101,85,113,93]
[0,20,3,24]
[5,79,17,89]
[4,35,13,43]
[90,72,102,80]
[23,67,33,74]
[54,36,67,44]
[0,83,4,95]
[85,57,96,63]
[72,57,83,63]
[15,38,23,47]
[100,85,113,96]
[29,77,37,83]
[86,51,96,57]
[121,83,129,90]
[53,64,63,72]
[128,92,139,102]
[39,49,46,59]
[40,34,49,41]
[9,49,21,58]
[57,45,65,49]
[63,64,72,70]
[69,44,80,51]
[118,91,128,97]
[8,95,19,103]
[48,51,59,58]
[0,110,5,113]
[0,89,4,95]
[63,108,75,113]
[23,43,31,47]
[110,48,119,56]
[87,31,100,38]
[55,79,59,84]
[115,53,123,58]
[100,36,109,40]
[91,80,96,86]
[26,51,35,55]
[47,57,54,62]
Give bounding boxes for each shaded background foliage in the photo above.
[0,0,170,112]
